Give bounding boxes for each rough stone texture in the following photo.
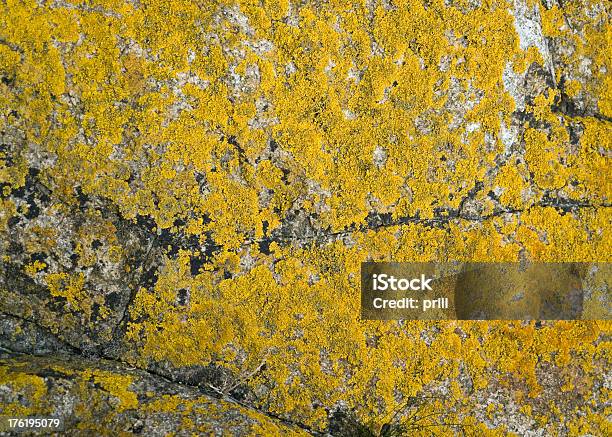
[0,0,610,435]
[0,350,304,436]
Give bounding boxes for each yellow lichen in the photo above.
[1,0,610,434]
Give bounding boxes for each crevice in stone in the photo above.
[249,199,609,247]
[0,315,318,435]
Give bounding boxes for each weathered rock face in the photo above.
[0,351,305,436]
[0,0,610,435]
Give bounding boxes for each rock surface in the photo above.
[0,0,610,435]
[0,349,304,436]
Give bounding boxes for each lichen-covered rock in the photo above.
[0,0,610,435]
[0,353,305,436]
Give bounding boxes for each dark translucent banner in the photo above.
[361,262,610,320]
